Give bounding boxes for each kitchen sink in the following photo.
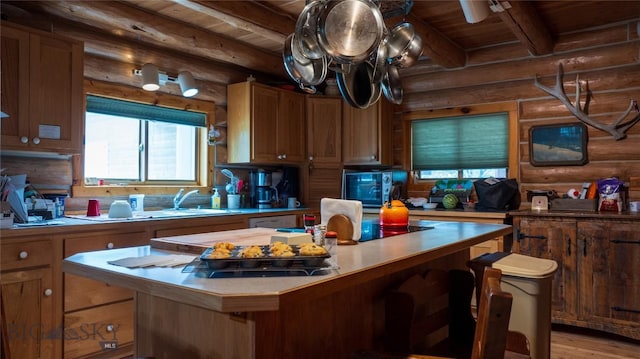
[148,208,231,217]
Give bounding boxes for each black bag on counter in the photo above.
[473,178,521,211]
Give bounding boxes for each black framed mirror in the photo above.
[529,123,588,166]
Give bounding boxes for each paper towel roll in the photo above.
[320,198,363,241]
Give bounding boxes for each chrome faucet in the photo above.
[173,188,199,210]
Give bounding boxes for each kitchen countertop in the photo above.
[62,221,513,313]
[363,207,509,219]
[1,207,307,236]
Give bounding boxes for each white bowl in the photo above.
[423,203,438,210]
[109,200,133,218]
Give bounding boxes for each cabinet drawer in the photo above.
[64,300,134,358]
[64,231,149,257]
[65,273,134,312]
[1,240,53,271]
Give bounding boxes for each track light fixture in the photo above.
[177,71,199,97]
[133,63,199,98]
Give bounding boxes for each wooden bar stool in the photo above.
[355,267,529,359]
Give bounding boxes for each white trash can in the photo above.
[469,253,557,359]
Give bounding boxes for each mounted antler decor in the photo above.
[534,64,640,141]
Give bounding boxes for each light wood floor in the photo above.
[550,325,640,359]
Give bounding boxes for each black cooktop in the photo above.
[359,220,434,242]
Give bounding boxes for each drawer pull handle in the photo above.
[611,306,640,314]
[107,242,114,249]
[44,288,53,297]
[21,136,28,144]
[32,137,41,145]
[610,240,640,245]
[517,232,546,241]
[19,251,29,259]
[106,324,114,332]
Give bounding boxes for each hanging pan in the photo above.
[294,0,325,60]
[316,0,385,64]
[283,33,327,93]
[381,64,403,105]
[336,61,378,109]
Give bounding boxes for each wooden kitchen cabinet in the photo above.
[303,96,343,208]
[227,82,305,164]
[342,98,392,165]
[578,220,640,339]
[512,216,578,321]
[0,22,83,154]
[512,214,640,340]
[306,96,342,164]
[62,230,150,358]
[1,238,61,359]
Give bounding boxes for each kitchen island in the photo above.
[63,221,512,359]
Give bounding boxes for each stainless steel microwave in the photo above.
[341,170,407,208]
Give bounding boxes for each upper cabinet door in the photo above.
[0,23,83,154]
[1,25,31,149]
[306,96,342,164]
[227,82,305,164]
[251,85,279,163]
[276,91,305,163]
[342,99,392,165]
[28,32,84,153]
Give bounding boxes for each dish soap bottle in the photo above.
[211,189,221,209]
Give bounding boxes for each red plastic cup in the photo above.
[87,199,101,216]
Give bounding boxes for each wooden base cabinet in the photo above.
[62,230,150,358]
[1,238,61,359]
[512,214,640,340]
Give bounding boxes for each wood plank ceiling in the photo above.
[2,0,639,106]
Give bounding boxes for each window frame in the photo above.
[402,102,519,184]
[73,80,215,197]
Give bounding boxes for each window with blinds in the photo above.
[84,95,205,184]
[412,113,509,179]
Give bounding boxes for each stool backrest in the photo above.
[471,267,513,359]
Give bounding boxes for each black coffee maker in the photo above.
[251,169,275,208]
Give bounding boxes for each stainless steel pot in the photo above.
[295,0,325,60]
[386,22,423,68]
[381,64,403,104]
[283,33,327,93]
[316,0,385,64]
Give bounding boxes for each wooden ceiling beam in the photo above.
[189,0,293,42]
[404,14,467,69]
[25,0,285,76]
[495,0,554,55]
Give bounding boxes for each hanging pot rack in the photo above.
[283,0,422,108]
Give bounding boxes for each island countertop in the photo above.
[63,221,512,313]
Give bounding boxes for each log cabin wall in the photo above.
[398,19,640,205]
[2,16,639,209]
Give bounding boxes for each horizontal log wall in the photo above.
[400,19,640,205]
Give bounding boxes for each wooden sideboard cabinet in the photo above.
[1,237,62,359]
[227,82,305,164]
[512,213,640,340]
[342,98,392,165]
[0,22,83,154]
[62,229,150,358]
